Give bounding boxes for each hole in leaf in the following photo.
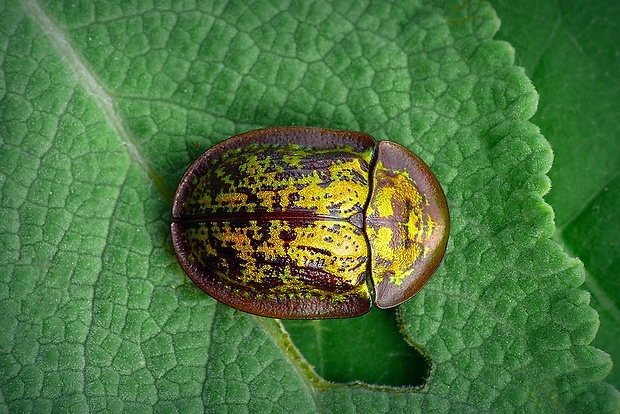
[282,307,430,387]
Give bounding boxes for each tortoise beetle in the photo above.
[171,127,449,319]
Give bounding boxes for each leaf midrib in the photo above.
[21,0,173,203]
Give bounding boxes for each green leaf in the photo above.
[492,0,620,392]
[1,1,618,413]
[284,308,430,387]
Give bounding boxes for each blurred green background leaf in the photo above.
[492,0,620,389]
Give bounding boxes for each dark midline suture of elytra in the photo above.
[172,210,366,229]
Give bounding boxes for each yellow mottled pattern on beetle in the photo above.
[183,219,370,302]
[183,144,373,218]
[367,161,436,286]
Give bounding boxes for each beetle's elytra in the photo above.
[171,127,449,319]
